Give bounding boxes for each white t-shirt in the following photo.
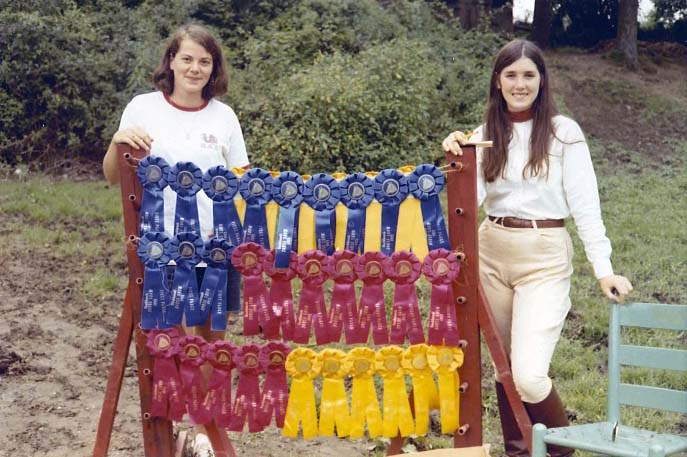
[119,91,250,241]
[472,115,613,279]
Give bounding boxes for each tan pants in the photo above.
[479,218,574,403]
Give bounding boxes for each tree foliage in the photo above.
[0,0,503,173]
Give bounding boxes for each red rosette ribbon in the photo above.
[422,249,460,346]
[146,328,185,421]
[228,344,265,432]
[201,341,237,428]
[384,251,425,345]
[325,250,360,344]
[178,335,209,425]
[355,252,389,345]
[257,342,291,428]
[264,250,298,341]
[293,250,331,345]
[231,242,279,339]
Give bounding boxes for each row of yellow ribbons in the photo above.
[283,344,464,439]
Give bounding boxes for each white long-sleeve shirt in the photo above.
[472,115,613,279]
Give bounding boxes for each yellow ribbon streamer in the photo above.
[407,196,429,261]
[297,203,316,253]
[376,346,414,438]
[362,172,381,252]
[266,201,278,248]
[334,203,347,251]
[283,348,321,439]
[347,347,382,438]
[402,344,439,435]
[318,349,352,437]
[427,345,464,434]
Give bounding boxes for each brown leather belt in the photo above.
[488,215,565,229]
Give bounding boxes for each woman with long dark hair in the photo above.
[443,39,632,456]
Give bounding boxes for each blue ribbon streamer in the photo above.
[136,156,171,236]
[137,232,172,330]
[374,169,409,256]
[239,168,273,249]
[198,239,234,331]
[203,166,243,246]
[271,171,304,268]
[168,162,203,236]
[408,164,450,250]
[303,173,340,255]
[167,233,203,327]
[340,172,375,254]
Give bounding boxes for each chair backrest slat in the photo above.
[618,303,687,330]
[619,345,687,371]
[608,302,687,424]
[618,383,687,414]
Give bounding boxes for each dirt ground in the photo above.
[0,45,685,457]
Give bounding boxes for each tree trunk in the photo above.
[531,0,553,49]
[617,0,639,69]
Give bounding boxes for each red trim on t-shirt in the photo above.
[163,93,209,112]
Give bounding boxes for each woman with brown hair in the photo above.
[103,23,249,455]
[442,39,632,456]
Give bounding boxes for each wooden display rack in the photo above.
[92,145,532,457]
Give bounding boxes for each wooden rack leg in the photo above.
[93,295,134,456]
[477,284,532,454]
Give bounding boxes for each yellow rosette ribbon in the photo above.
[402,344,439,435]
[232,167,247,225]
[283,348,321,439]
[318,349,352,437]
[363,171,381,252]
[347,347,383,438]
[427,345,464,434]
[331,172,348,251]
[376,346,414,438]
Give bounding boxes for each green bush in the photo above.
[0,0,501,172]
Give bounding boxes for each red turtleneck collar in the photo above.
[508,108,534,123]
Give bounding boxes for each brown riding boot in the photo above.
[524,385,574,457]
[495,382,529,456]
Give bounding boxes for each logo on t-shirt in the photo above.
[200,133,220,152]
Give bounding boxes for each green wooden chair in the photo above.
[532,302,687,457]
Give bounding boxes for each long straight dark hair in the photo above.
[483,39,558,183]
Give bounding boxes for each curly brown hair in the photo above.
[152,24,229,100]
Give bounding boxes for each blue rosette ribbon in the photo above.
[303,173,340,255]
[239,168,273,249]
[167,232,204,327]
[271,171,304,268]
[137,231,172,330]
[198,238,234,331]
[168,161,203,237]
[340,172,374,254]
[408,164,450,251]
[136,156,171,236]
[203,166,243,246]
[374,169,409,255]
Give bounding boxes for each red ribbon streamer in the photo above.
[356,252,389,345]
[231,243,279,339]
[293,250,330,345]
[325,250,360,344]
[385,251,425,345]
[264,250,298,341]
[423,249,460,346]
[228,344,265,432]
[146,329,185,421]
[178,335,209,425]
[201,341,237,428]
[258,342,291,428]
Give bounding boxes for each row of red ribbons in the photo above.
[233,243,462,347]
[147,329,465,437]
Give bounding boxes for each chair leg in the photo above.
[524,385,574,457]
[495,382,530,456]
[531,423,549,457]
